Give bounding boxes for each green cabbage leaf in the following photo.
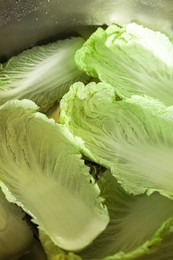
[75,23,173,106]
[0,99,109,252]
[0,37,88,112]
[60,81,173,198]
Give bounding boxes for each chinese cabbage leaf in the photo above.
[75,23,173,106]
[0,37,88,112]
[0,99,109,251]
[38,170,173,260]
[60,82,173,198]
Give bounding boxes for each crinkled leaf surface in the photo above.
[75,23,173,106]
[60,82,173,198]
[0,99,109,251]
[0,37,88,112]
